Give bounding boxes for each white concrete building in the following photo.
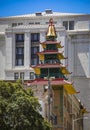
[0,9,90,130]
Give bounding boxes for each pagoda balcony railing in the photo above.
[35,73,66,79]
[40,59,61,64]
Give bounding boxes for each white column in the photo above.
[12,33,15,68]
[24,32,30,67]
[5,32,13,69]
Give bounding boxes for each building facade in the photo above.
[0,9,90,130]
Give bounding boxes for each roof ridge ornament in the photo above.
[46,18,57,41]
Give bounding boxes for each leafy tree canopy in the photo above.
[0,80,51,130]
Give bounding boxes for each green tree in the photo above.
[0,81,51,130]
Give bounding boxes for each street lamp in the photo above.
[47,77,55,122]
[72,116,88,130]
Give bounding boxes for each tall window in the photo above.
[16,47,24,66]
[31,33,40,65]
[31,47,39,65]
[31,33,40,42]
[63,21,68,30]
[15,34,24,66]
[69,21,74,30]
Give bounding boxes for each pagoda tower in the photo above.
[29,18,76,94]
[28,18,79,130]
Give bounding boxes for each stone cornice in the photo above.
[0,12,90,21]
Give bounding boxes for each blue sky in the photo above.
[0,0,90,17]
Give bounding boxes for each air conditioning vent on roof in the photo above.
[35,12,42,16]
[45,9,52,14]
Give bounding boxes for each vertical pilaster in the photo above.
[12,33,15,68]
[5,32,13,69]
[24,32,30,67]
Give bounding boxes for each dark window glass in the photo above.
[46,22,49,24]
[16,59,24,66]
[31,46,39,65]
[69,21,74,30]
[14,73,19,80]
[20,72,24,80]
[63,21,68,30]
[30,72,35,80]
[35,22,40,24]
[16,47,24,54]
[31,47,39,54]
[12,23,17,27]
[15,47,24,66]
[29,22,34,25]
[16,34,24,42]
[18,23,23,26]
[31,57,39,65]
[31,33,40,42]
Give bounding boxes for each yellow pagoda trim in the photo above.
[80,108,89,114]
[34,68,40,74]
[38,54,44,60]
[61,67,70,74]
[64,84,77,94]
[57,53,65,59]
[42,44,46,49]
[56,44,62,48]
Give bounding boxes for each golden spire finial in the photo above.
[46,18,57,39]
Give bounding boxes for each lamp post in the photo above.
[47,67,51,122]
[47,68,54,122]
[45,67,55,122]
[72,117,88,130]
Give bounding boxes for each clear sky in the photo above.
[0,0,90,17]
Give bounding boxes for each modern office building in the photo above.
[0,9,90,130]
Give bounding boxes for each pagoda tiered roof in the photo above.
[37,50,66,59]
[26,78,76,94]
[40,41,63,48]
[32,63,70,74]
